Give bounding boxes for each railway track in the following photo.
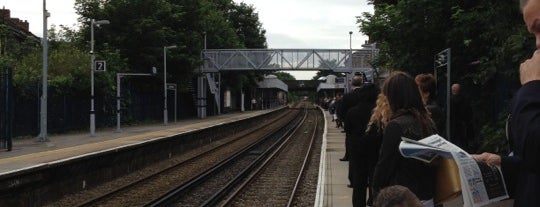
[146,106,308,206]
[46,103,322,207]
[221,107,320,207]
[146,103,321,207]
[63,110,295,206]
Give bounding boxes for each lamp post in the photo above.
[90,19,110,136]
[349,31,353,50]
[163,45,177,125]
[37,0,50,142]
[347,31,353,93]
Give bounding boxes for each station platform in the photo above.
[317,110,352,207]
[0,109,276,174]
[0,107,352,206]
[0,107,514,207]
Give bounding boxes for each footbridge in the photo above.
[196,48,377,118]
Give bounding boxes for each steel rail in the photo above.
[75,111,291,207]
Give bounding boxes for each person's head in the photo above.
[382,71,426,114]
[374,185,423,207]
[451,83,461,96]
[415,73,437,103]
[351,75,364,87]
[522,0,540,49]
[383,71,433,134]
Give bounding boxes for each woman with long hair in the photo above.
[373,71,437,207]
[362,93,391,206]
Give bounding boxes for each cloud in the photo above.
[266,32,310,48]
[235,0,373,49]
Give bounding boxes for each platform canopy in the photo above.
[257,75,288,92]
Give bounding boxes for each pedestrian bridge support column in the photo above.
[197,75,207,119]
[206,73,220,115]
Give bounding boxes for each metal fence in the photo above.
[3,75,198,138]
[0,66,13,150]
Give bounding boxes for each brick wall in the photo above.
[0,8,30,32]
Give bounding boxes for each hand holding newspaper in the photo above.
[399,135,508,207]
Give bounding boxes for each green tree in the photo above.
[209,1,268,93]
[228,2,267,49]
[358,0,533,152]
[272,71,295,81]
[311,59,345,80]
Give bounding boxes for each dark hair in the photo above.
[351,75,364,87]
[383,71,433,135]
[415,73,437,100]
[374,185,422,207]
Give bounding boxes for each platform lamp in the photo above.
[90,19,110,136]
[163,45,177,125]
[37,0,50,142]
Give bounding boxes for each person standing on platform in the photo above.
[337,75,365,162]
[373,71,437,207]
[473,0,540,206]
[415,74,444,133]
[328,96,336,122]
[344,82,380,207]
[449,83,474,152]
[363,94,391,206]
[334,93,344,128]
[251,98,257,110]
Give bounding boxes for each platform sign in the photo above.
[95,60,106,72]
[167,83,177,90]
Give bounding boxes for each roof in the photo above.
[317,82,345,92]
[258,75,288,92]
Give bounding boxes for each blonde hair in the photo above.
[367,93,391,132]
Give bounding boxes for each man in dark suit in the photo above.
[344,82,380,207]
[473,1,540,206]
[337,75,365,162]
[450,83,474,152]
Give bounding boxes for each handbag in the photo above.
[435,158,462,204]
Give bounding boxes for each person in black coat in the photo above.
[363,94,391,206]
[373,71,437,206]
[473,1,540,205]
[338,75,365,161]
[415,74,444,133]
[344,83,380,207]
[450,83,474,152]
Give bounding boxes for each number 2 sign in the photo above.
[95,60,106,72]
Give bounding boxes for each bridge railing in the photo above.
[201,49,375,73]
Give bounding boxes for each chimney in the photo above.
[0,8,10,19]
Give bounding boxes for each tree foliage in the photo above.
[74,0,268,92]
[358,0,534,152]
[272,71,295,81]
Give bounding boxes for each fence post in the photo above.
[1,66,13,151]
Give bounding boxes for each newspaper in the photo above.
[399,135,509,207]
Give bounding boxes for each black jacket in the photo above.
[344,84,380,182]
[450,94,474,143]
[501,80,540,206]
[426,99,444,134]
[344,84,380,135]
[337,87,365,121]
[373,113,437,200]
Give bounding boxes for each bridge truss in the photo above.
[197,49,377,118]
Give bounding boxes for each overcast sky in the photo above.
[2,0,373,80]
